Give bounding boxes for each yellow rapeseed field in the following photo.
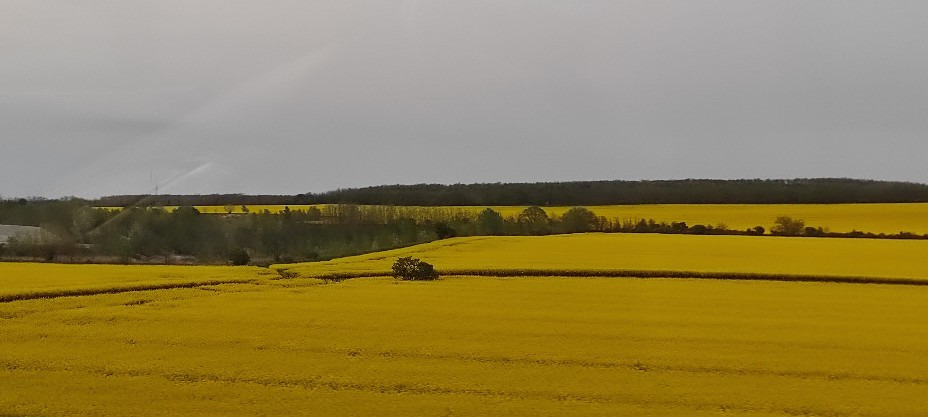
[102,204,325,214]
[0,263,272,302]
[4,272,928,415]
[6,234,928,415]
[494,203,928,234]
[275,233,928,283]
[101,203,928,234]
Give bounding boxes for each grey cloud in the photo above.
[2,1,927,198]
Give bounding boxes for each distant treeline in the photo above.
[3,198,928,266]
[92,178,928,207]
[0,199,439,264]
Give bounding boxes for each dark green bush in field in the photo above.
[560,206,599,233]
[476,208,506,235]
[804,226,826,237]
[229,248,251,266]
[747,226,766,236]
[434,222,456,239]
[518,206,551,235]
[392,256,439,281]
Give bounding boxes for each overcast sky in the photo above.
[2,1,928,198]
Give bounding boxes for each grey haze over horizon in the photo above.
[3,1,928,199]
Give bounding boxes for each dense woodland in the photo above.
[94,178,928,207]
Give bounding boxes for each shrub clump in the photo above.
[392,256,439,281]
[228,248,251,266]
[771,216,806,236]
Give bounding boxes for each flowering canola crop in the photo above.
[0,263,272,302]
[3,273,928,415]
[276,233,928,284]
[5,233,928,415]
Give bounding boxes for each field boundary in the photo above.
[0,278,259,303]
[296,268,928,286]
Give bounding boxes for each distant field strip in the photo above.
[540,203,928,234]
[274,234,928,284]
[0,279,261,303]
[0,263,272,302]
[104,203,928,234]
